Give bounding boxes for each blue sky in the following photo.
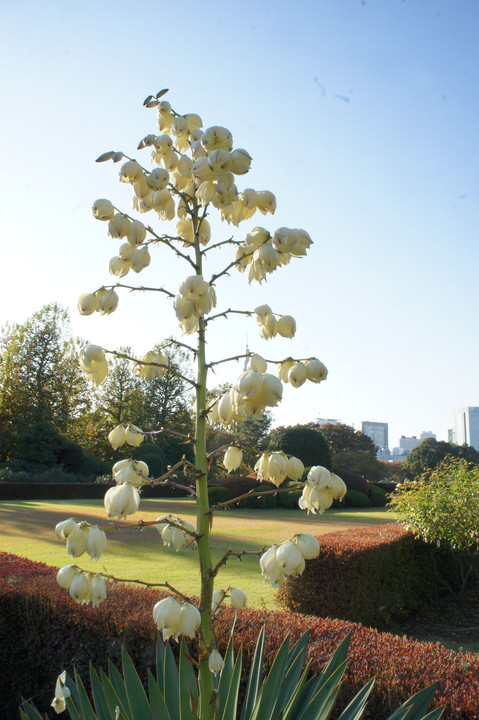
[1,0,478,448]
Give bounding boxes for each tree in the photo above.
[403,437,479,478]
[391,457,479,599]
[93,343,194,465]
[332,450,385,482]
[318,422,377,456]
[0,304,91,462]
[269,425,331,469]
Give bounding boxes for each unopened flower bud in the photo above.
[208,649,224,675]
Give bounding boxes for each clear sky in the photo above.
[1,0,478,449]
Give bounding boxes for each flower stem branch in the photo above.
[210,483,303,512]
[102,283,176,299]
[209,548,266,578]
[103,348,198,388]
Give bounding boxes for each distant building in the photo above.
[315,418,341,427]
[392,431,437,460]
[452,407,479,450]
[398,435,421,452]
[361,421,389,454]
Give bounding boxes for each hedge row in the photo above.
[0,481,190,501]
[277,524,454,628]
[1,552,479,719]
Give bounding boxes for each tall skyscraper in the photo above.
[361,421,389,451]
[452,407,479,450]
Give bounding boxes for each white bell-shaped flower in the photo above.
[66,526,88,558]
[55,517,78,541]
[87,526,107,560]
[56,564,80,589]
[295,533,320,560]
[153,596,182,630]
[229,588,247,608]
[276,540,304,576]
[104,482,140,519]
[108,424,126,450]
[223,446,243,473]
[69,571,91,603]
[91,574,107,607]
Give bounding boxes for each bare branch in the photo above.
[102,283,176,299]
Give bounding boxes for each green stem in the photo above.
[193,200,215,720]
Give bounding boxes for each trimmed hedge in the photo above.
[239,484,278,509]
[368,483,389,506]
[277,524,447,628]
[2,552,479,719]
[219,474,259,497]
[208,485,234,505]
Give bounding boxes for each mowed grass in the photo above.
[0,498,394,609]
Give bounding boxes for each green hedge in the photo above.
[239,484,278,509]
[0,482,190,501]
[2,552,478,720]
[368,483,389,507]
[277,524,451,628]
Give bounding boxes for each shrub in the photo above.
[333,489,371,508]
[277,524,443,628]
[344,489,371,507]
[391,457,479,598]
[368,483,389,506]
[332,467,369,495]
[268,426,331,469]
[219,475,258,498]
[0,468,31,483]
[207,486,234,505]
[239,484,278,509]
[2,552,479,720]
[277,482,302,509]
[0,482,113,500]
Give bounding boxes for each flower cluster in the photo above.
[299,466,347,514]
[212,587,247,611]
[133,349,168,379]
[210,368,283,427]
[254,305,296,339]
[155,515,196,551]
[79,344,108,386]
[104,482,140,519]
[78,288,120,316]
[56,564,107,606]
[112,458,149,487]
[254,452,304,486]
[108,423,144,449]
[55,518,107,560]
[260,533,320,588]
[235,227,312,283]
[174,275,217,335]
[153,596,201,641]
[278,357,328,388]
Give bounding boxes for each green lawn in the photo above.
[0,498,394,608]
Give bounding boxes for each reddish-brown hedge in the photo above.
[276,524,452,628]
[1,552,478,720]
